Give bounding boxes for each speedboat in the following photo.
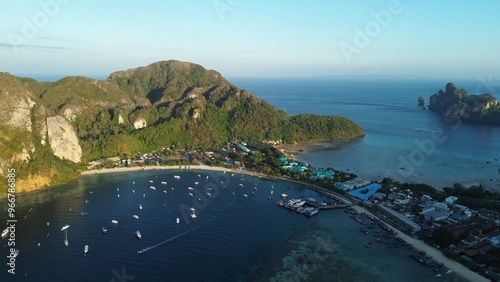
[79,212,88,217]
[1,228,9,238]
[188,192,194,197]
[176,218,180,224]
[61,225,70,231]
[150,186,156,190]
[84,245,89,256]
[161,181,167,185]
[243,194,248,198]
[102,227,107,234]
[111,219,118,224]
[135,231,142,239]
[133,215,139,219]
[174,175,180,179]
[64,238,69,247]
[281,193,288,199]
[139,204,143,210]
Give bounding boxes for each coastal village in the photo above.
[85,141,500,281]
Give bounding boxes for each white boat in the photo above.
[176,218,180,224]
[133,215,139,219]
[116,188,119,191]
[207,192,212,197]
[188,192,194,197]
[150,186,156,190]
[161,181,167,185]
[194,182,199,185]
[243,194,248,198]
[281,193,289,199]
[190,207,197,219]
[271,190,274,195]
[149,180,153,183]
[132,181,135,184]
[163,190,167,194]
[132,189,135,193]
[61,225,70,231]
[64,238,68,247]
[111,219,119,224]
[239,183,244,187]
[135,231,142,239]
[84,245,89,256]
[1,228,9,238]
[117,194,120,198]
[446,269,453,274]
[174,175,180,179]
[139,204,143,210]
[46,221,50,226]
[188,187,194,190]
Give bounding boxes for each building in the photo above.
[377,204,422,233]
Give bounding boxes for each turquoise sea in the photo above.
[2,78,496,281]
[231,78,500,191]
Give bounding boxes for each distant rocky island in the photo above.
[429,83,500,123]
[0,60,364,193]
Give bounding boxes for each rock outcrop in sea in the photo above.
[428,83,499,123]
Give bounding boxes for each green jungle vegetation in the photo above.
[0,60,365,194]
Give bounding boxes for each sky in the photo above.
[1,0,500,81]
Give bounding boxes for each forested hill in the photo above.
[0,60,364,192]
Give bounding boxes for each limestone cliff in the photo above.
[46,116,82,163]
[429,83,499,123]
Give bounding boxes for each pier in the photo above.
[304,200,353,210]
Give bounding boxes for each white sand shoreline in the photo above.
[81,164,233,175]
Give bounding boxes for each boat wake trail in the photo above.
[137,204,232,254]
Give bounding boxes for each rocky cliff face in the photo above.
[429,83,499,121]
[46,116,82,163]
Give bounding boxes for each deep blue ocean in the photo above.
[2,78,497,281]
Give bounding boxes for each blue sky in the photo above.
[1,0,499,80]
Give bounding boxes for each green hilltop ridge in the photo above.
[429,83,500,123]
[0,60,364,193]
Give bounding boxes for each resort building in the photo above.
[377,204,422,233]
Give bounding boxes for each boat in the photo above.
[190,207,197,219]
[194,182,199,185]
[176,218,180,224]
[188,192,194,197]
[102,227,107,234]
[139,204,143,210]
[79,212,88,217]
[207,192,212,197]
[135,231,142,239]
[117,194,120,198]
[111,219,119,224]
[116,188,119,191]
[281,193,288,199]
[133,215,139,219]
[61,225,70,231]
[1,228,9,238]
[84,245,89,256]
[174,175,180,179]
[46,221,50,226]
[161,181,167,185]
[149,180,153,183]
[188,187,194,190]
[446,269,453,274]
[150,186,156,190]
[132,189,135,193]
[270,190,274,195]
[163,190,168,194]
[243,194,248,198]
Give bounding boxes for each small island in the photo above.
[428,83,500,123]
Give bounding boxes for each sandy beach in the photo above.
[352,206,488,282]
[81,164,233,176]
